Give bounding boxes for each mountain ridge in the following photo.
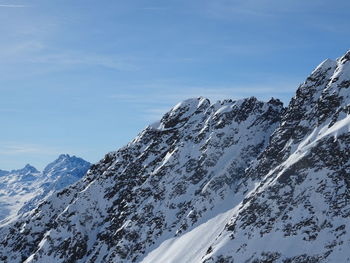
[1,50,350,262]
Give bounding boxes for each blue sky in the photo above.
[1,0,350,170]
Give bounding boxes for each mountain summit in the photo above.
[1,50,350,262]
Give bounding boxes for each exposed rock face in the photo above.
[1,50,350,263]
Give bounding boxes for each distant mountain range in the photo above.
[0,154,90,224]
[1,50,350,262]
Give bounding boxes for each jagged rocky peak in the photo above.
[338,49,350,64]
[311,58,336,75]
[258,49,350,175]
[314,49,350,120]
[149,97,210,130]
[150,96,283,131]
[261,50,350,165]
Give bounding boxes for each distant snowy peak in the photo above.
[0,155,91,224]
[17,154,91,215]
[43,154,91,179]
[11,164,40,175]
[4,164,41,182]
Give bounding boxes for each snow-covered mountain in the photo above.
[1,50,350,263]
[0,164,41,222]
[0,155,91,224]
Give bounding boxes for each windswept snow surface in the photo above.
[141,190,245,263]
[141,209,234,263]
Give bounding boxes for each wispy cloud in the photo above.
[141,7,168,11]
[0,4,26,8]
[0,143,61,155]
[199,0,345,25]
[201,0,282,20]
[0,41,44,58]
[29,52,138,71]
[0,40,138,77]
[0,108,22,113]
[220,43,298,56]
